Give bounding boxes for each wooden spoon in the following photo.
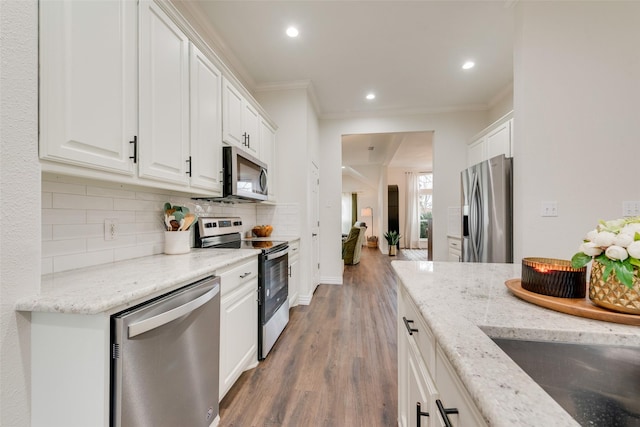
[180,213,196,231]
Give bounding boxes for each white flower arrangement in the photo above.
[572,216,640,289]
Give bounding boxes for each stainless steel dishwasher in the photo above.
[110,275,220,427]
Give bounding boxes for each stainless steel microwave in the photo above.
[223,146,268,201]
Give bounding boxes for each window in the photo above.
[418,173,432,239]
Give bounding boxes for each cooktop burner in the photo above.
[195,216,287,254]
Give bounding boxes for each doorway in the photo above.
[341,131,434,257]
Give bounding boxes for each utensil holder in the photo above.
[164,231,190,255]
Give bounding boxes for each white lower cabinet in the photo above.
[288,240,300,307]
[447,237,461,262]
[218,257,259,400]
[398,285,486,427]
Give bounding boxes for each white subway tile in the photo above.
[53,193,113,210]
[42,209,87,225]
[42,180,86,195]
[136,210,161,223]
[41,258,53,275]
[86,210,137,224]
[113,198,162,212]
[87,235,137,252]
[135,222,163,234]
[42,238,87,257]
[114,243,163,262]
[117,222,139,236]
[42,225,53,241]
[53,250,114,273]
[52,224,103,240]
[87,185,136,199]
[42,192,52,209]
[136,191,175,202]
[136,231,165,245]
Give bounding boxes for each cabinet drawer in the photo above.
[289,240,300,260]
[218,258,258,295]
[435,346,487,427]
[400,287,436,374]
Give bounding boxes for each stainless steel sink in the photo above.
[492,338,640,427]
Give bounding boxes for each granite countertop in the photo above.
[16,248,260,315]
[391,261,640,427]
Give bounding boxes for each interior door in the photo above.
[311,162,320,291]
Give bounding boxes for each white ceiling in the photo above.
[187,0,515,118]
[185,1,514,173]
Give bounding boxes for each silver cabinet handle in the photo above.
[240,272,252,279]
[128,285,219,338]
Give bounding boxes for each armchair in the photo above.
[342,223,367,265]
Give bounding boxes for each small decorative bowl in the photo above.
[252,225,273,237]
[521,257,587,298]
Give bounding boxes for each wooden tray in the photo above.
[505,279,640,326]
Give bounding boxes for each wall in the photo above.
[513,1,640,261]
[488,86,514,123]
[320,111,487,281]
[0,1,39,425]
[254,86,324,298]
[41,174,259,274]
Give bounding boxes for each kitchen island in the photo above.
[392,261,640,427]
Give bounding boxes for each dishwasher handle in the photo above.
[128,284,219,338]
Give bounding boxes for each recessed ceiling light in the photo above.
[366,93,376,100]
[462,61,475,70]
[286,26,299,38]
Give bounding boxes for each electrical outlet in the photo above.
[541,201,558,217]
[104,219,118,241]
[622,201,640,217]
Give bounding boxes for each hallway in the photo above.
[219,247,400,426]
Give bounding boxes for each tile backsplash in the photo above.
[42,175,292,275]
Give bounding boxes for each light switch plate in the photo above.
[541,201,558,217]
[623,201,640,217]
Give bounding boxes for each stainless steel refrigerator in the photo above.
[461,154,513,263]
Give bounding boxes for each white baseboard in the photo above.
[320,276,343,285]
[297,294,312,305]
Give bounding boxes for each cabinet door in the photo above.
[408,341,438,427]
[435,347,487,427]
[139,0,190,185]
[222,78,244,148]
[219,279,258,399]
[260,118,276,201]
[486,120,511,159]
[242,102,260,157]
[189,44,223,193]
[467,138,485,168]
[288,256,299,307]
[39,0,137,174]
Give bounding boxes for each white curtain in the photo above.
[341,193,353,235]
[404,172,420,248]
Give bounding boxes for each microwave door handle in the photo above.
[266,248,289,261]
[128,285,219,338]
[260,169,268,193]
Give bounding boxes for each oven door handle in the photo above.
[266,248,289,261]
[128,284,219,338]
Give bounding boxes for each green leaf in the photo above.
[596,255,614,280]
[571,252,592,268]
[613,262,634,289]
[630,257,640,269]
[635,232,640,241]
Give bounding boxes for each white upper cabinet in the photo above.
[467,112,513,168]
[138,0,190,185]
[189,44,223,194]
[39,0,137,174]
[222,77,260,158]
[486,119,512,160]
[260,118,276,202]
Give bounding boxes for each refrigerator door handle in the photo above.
[469,171,482,262]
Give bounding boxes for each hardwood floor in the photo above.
[218,247,403,427]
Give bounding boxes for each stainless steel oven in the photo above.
[259,244,289,360]
[196,217,289,360]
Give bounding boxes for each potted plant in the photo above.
[384,230,401,256]
[571,216,640,314]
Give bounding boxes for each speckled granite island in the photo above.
[392,261,640,427]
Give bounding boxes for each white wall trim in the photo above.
[320,276,343,285]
